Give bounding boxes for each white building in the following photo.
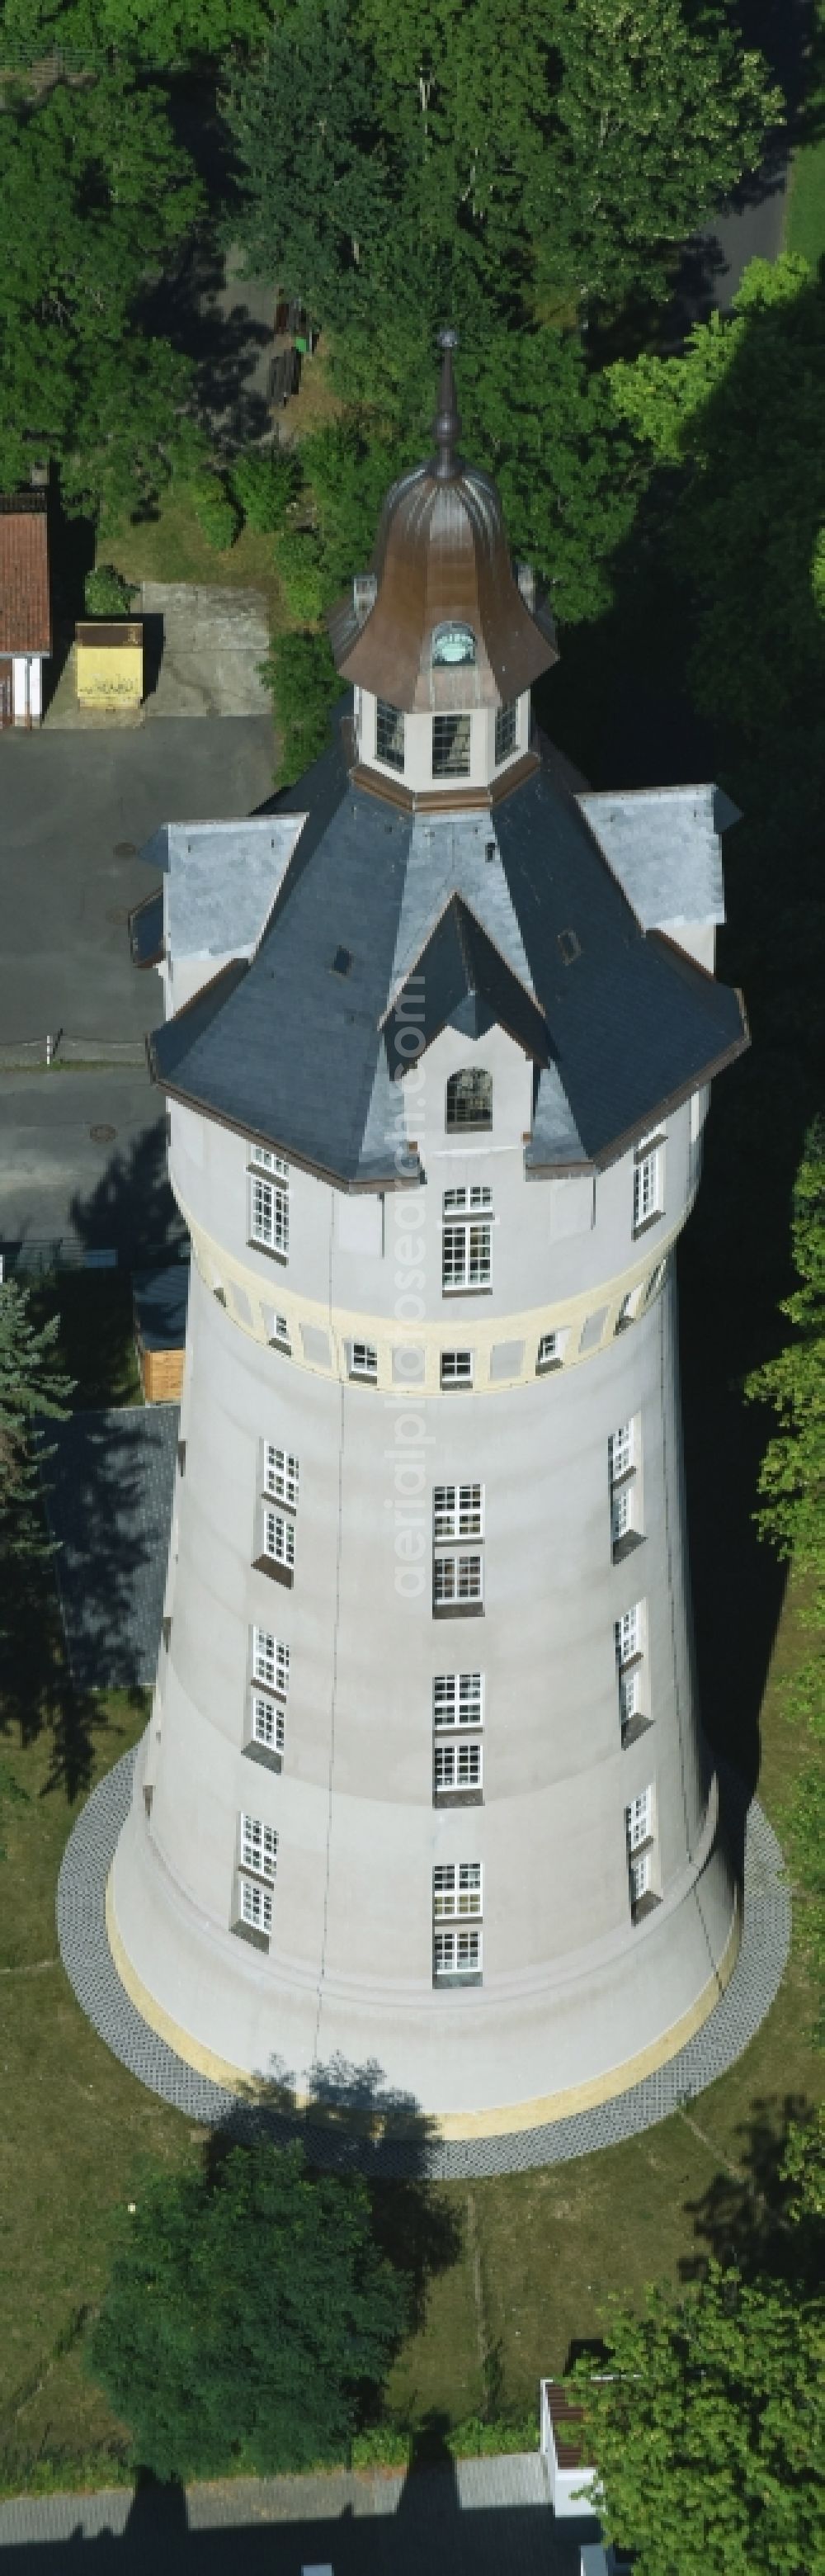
[110,337,749,2140]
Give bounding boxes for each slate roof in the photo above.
[0,492,51,655]
[578,782,740,929]
[133,1263,189,1352]
[146,724,747,1186]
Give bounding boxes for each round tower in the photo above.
[110,338,749,2137]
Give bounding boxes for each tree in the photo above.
[744,1122,825,2042]
[89,2138,409,2479]
[572,2263,824,2576]
[0,0,274,69]
[83,562,137,615]
[0,1283,73,1562]
[0,70,205,513]
[260,631,342,787]
[226,0,780,362]
[607,254,825,737]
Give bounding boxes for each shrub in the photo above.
[229,444,302,532]
[259,629,341,785]
[190,470,242,551]
[275,527,326,622]
[82,564,137,617]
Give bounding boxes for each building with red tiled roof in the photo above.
[0,492,52,726]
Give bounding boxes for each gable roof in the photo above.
[0,494,51,655]
[146,721,747,1187]
[382,892,550,1072]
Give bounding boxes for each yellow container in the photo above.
[75,620,143,710]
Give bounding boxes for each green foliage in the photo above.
[0,0,274,67]
[0,69,205,515]
[0,1758,29,1864]
[229,445,302,535]
[260,630,342,786]
[0,1283,73,1567]
[782,2106,825,2220]
[572,2263,824,2576]
[275,527,327,622]
[745,1123,825,1574]
[608,254,825,735]
[226,0,780,371]
[83,563,137,617]
[88,2139,409,2480]
[189,470,242,551]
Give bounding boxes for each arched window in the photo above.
[432,622,476,667]
[446,1068,493,1132]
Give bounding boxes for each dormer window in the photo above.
[432,623,476,667]
[375,699,405,771]
[432,714,471,779]
[446,1068,493,1132]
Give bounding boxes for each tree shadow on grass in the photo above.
[680,2092,820,2292]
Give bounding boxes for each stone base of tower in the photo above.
[109,1746,739,2140]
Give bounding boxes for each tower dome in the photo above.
[329,329,557,731]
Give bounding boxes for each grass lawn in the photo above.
[785,135,825,267]
[0,1561,819,2489]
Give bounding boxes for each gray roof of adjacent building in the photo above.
[144,718,748,1189]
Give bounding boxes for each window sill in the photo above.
[612,1530,645,1564]
[231,1918,270,1953]
[444,1123,493,1137]
[253,1554,294,1587]
[432,1601,484,1619]
[621,1713,653,1750]
[433,1971,483,1989]
[631,1890,662,1924]
[349,1373,378,1387]
[536,1358,563,1374]
[269,1338,291,1358]
[440,1379,474,1392]
[441,1286,492,1298]
[248,1238,288,1267]
[632,1211,664,1242]
[434,1788,483,1808]
[243,1741,283,1773]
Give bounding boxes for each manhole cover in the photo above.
[89,1123,117,1143]
[113,840,136,858]
[106,906,130,925]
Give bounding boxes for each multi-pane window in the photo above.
[433,1864,483,1979]
[263,1445,299,1508]
[609,1420,639,1553]
[434,1486,483,1540]
[446,1068,493,1131]
[240,1813,279,1879]
[626,1787,653,1852]
[441,1349,473,1387]
[610,1424,634,1480]
[629,1849,650,1907]
[252,1628,290,1695]
[271,1313,291,1351]
[434,1672,483,1728]
[619,1664,640,1730]
[435,1738,483,1794]
[615,1605,642,1668]
[262,1510,295,1572]
[432,713,471,778]
[434,1926,482,1977]
[375,699,405,769]
[252,1694,285,1756]
[433,1861,483,1918]
[351,1340,378,1380]
[240,1879,272,1936]
[434,1553,483,1607]
[442,1185,493,1293]
[633,1133,664,1233]
[495,699,518,763]
[250,1149,290,1258]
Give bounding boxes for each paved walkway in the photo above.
[0,2452,592,2569]
[58,1750,790,2180]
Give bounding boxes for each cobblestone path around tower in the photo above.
[57,1751,790,2180]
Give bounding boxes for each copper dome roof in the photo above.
[328,333,558,713]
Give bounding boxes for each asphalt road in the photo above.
[0,716,274,1250]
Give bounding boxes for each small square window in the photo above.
[240,1812,279,1879]
[537,1331,563,1371]
[433,1671,483,1728]
[350,1340,378,1380]
[262,1509,295,1572]
[263,1445,299,1508]
[239,1878,272,1936]
[432,714,471,778]
[252,1628,290,1694]
[271,1313,291,1352]
[633,1135,664,1233]
[441,1349,473,1387]
[435,1738,483,1794]
[251,1693,285,1756]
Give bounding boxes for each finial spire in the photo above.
[431,326,461,481]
